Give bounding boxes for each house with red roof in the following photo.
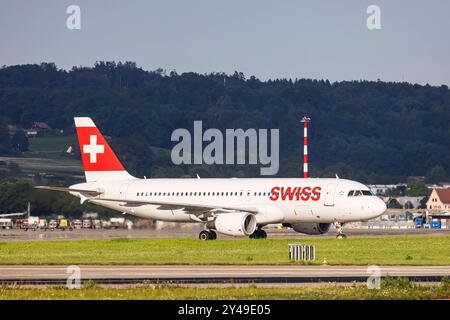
[426,188,450,211]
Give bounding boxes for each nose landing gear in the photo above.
[334,222,347,239]
[199,230,217,240]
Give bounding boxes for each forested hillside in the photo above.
[0,62,449,183]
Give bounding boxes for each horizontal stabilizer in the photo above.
[35,186,103,197]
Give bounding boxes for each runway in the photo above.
[0,265,448,285]
[0,227,448,242]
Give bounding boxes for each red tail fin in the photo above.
[74,117,134,182]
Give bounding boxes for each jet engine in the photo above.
[211,212,257,236]
[289,222,331,235]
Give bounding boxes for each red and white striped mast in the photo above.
[300,116,311,178]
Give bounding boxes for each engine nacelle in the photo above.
[290,222,332,235]
[211,212,257,236]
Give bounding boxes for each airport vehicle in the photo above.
[16,216,39,231]
[38,219,48,230]
[58,219,73,231]
[91,219,102,229]
[37,117,387,240]
[48,220,58,230]
[82,219,92,229]
[73,219,82,229]
[110,217,126,229]
[414,216,425,228]
[0,218,13,229]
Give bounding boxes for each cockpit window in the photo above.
[348,189,373,196]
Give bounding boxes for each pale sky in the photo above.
[1,0,449,85]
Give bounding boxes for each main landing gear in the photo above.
[249,228,267,239]
[334,222,347,239]
[198,230,217,240]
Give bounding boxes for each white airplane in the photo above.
[0,202,30,218]
[37,117,386,240]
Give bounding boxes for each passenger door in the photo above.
[324,183,337,206]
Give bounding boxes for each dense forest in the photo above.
[0,62,449,183]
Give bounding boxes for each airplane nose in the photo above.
[375,198,387,215]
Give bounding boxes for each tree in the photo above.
[0,122,10,154]
[426,166,447,184]
[405,181,429,197]
[0,62,449,182]
[387,198,402,209]
[11,130,29,152]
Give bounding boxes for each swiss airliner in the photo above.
[37,117,386,240]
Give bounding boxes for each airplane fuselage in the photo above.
[72,177,386,225]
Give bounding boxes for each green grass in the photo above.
[1,278,449,299]
[0,236,449,265]
[28,136,77,152]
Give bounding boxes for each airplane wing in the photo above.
[94,197,259,215]
[35,186,103,197]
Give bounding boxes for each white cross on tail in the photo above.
[83,135,104,163]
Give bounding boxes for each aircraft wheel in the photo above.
[199,230,212,240]
[209,230,217,240]
[336,233,347,239]
[249,229,267,239]
[260,229,267,239]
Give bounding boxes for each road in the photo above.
[0,265,448,284]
